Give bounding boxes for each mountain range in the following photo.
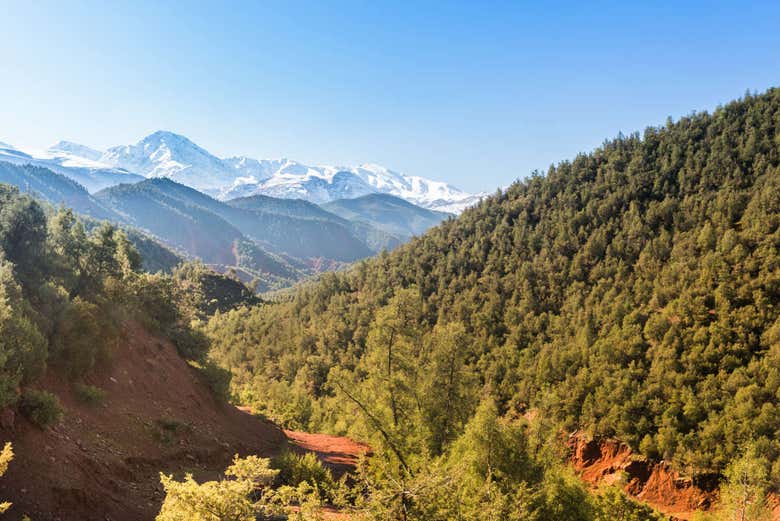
[0,140,143,192]
[0,131,483,213]
[0,159,449,290]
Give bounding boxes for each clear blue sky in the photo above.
[2,1,779,192]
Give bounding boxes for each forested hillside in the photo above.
[0,162,184,273]
[205,90,780,518]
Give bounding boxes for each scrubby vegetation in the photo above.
[156,455,279,521]
[172,262,262,317]
[203,89,780,517]
[157,400,665,520]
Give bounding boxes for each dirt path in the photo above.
[284,429,371,476]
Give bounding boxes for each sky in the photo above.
[2,1,779,193]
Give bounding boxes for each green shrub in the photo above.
[51,298,118,379]
[73,384,106,406]
[593,486,665,520]
[19,389,63,429]
[271,450,334,494]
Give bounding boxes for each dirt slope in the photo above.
[0,322,287,521]
[569,433,717,520]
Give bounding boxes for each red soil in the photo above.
[569,433,716,520]
[284,430,371,476]
[0,322,287,521]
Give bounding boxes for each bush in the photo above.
[19,389,63,429]
[157,455,278,521]
[51,298,118,379]
[272,451,334,494]
[593,486,665,521]
[73,384,106,406]
[0,441,12,514]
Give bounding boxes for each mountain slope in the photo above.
[227,194,404,252]
[0,161,121,220]
[0,322,287,521]
[0,161,184,274]
[322,193,451,238]
[48,140,103,161]
[205,88,780,492]
[99,178,380,264]
[95,179,300,287]
[228,194,346,221]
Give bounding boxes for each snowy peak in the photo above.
[240,160,482,212]
[47,141,103,162]
[100,131,236,191]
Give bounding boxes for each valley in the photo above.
[0,89,779,520]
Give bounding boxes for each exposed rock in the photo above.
[568,432,717,520]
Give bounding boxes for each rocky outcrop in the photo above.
[569,433,717,520]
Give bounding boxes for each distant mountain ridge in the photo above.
[0,140,143,192]
[0,161,121,220]
[1,131,483,212]
[227,194,404,252]
[0,161,182,273]
[322,193,451,239]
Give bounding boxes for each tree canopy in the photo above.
[206,89,780,490]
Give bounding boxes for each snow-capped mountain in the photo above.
[222,156,283,183]
[222,161,481,212]
[96,131,481,211]
[1,131,483,213]
[0,140,143,192]
[100,131,238,191]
